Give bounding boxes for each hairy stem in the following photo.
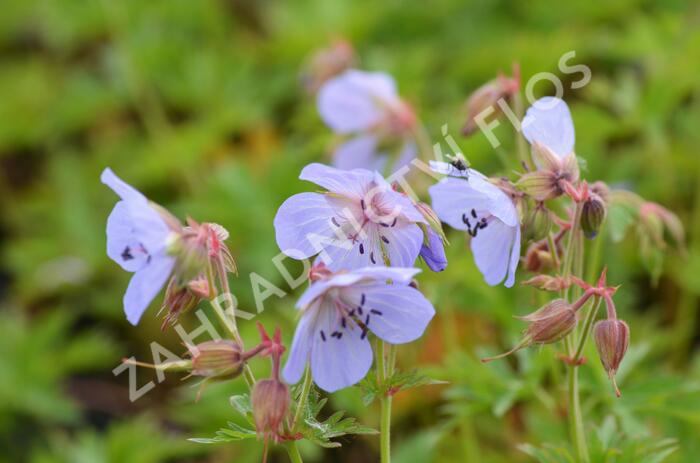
[573,297,602,361]
[377,340,394,463]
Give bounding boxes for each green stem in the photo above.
[567,363,589,463]
[377,340,394,463]
[286,441,304,463]
[573,297,602,361]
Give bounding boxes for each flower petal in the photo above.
[274,192,339,259]
[309,301,373,392]
[380,223,423,267]
[102,168,172,253]
[429,177,492,231]
[345,282,435,344]
[471,219,517,287]
[106,201,153,272]
[282,309,316,384]
[505,224,521,288]
[317,70,398,134]
[300,163,373,199]
[123,253,175,325]
[420,227,448,272]
[522,97,575,158]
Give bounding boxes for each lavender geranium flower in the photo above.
[102,168,177,325]
[283,266,435,392]
[429,166,521,287]
[274,163,426,271]
[318,69,417,173]
[522,96,575,159]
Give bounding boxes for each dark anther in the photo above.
[341,318,347,328]
[471,208,477,219]
[331,331,342,338]
[358,306,364,315]
[331,217,340,227]
[370,252,377,264]
[361,328,368,340]
[320,330,326,342]
[370,309,383,315]
[380,222,390,227]
[348,309,355,317]
[391,217,397,227]
[359,243,365,254]
[381,235,390,244]
[365,314,371,326]
[121,246,134,261]
[361,199,366,210]
[361,294,366,305]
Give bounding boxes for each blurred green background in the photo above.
[1,0,699,462]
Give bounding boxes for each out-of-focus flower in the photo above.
[462,66,520,136]
[283,266,435,392]
[274,163,426,271]
[429,167,521,287]
[102,168,179,325]
[594,318,629,397]
[522,274,572,292]
[318,70,417,173]
[301,39,357,93]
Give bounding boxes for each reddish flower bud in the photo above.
[521,299,577,344]
[160,275,209,328]
[252,378,290,444]
[189,340,245,379]
[517,143,580,201]
[483,299,577,362]
[462,68,520,136]
[522,275,571,292]
[594,319,629,397]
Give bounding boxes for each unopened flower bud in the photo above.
[594,319,629,397]
[523,203,552,241]
[590,181,610,205]
[518,144,580,201]
[521,299,577,344]
[523,239,556,272]
[522,275,571,292]
[581,193,607,239]
[483,299,576,362]
[160,277,206,328]
[252,378,290,443]
[189,340,245,379]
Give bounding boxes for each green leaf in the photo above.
[189,421,257,444]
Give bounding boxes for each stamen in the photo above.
[370,309,383,315]
[370,252,376,264]
[365,314,371,326]
[341,318,347,328]
[320,330,326,342]
[358,306,364,315]
[391,217,397,227]
[361,199,366,210]
[381,235,390,244]
[361,328,368,340]
[361,294,366,305]
[331,217,340,227]
[121,246,134,261]
[359,243,365,254]
[471,209,477,219]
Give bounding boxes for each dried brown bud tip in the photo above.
[594,319,629,397]
[252,379,290,444]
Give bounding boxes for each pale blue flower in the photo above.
[283,266,435,392]
[429,168,520,287]
[274,163,426,271]
[102,168,176,325]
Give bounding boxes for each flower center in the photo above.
[316,292,384,343]
[462,208,492,238]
